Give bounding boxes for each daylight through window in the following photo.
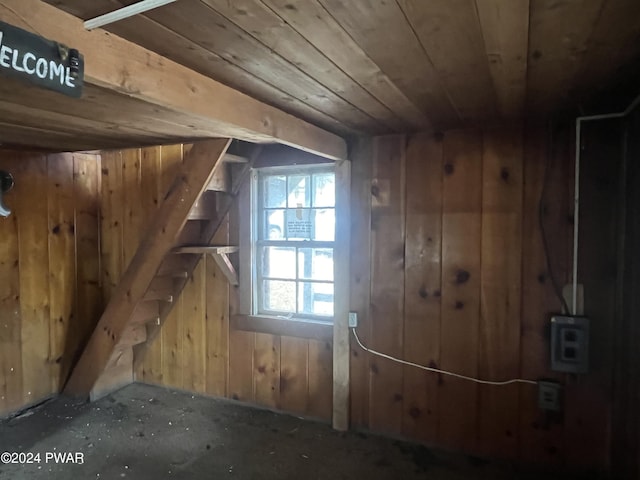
[254,166,335,322]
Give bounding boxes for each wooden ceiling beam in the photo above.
[0,0,348,160]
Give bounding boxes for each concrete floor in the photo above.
[0,383,590,480]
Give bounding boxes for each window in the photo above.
[252,166,335,322]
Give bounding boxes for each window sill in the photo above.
[230,314,333,342]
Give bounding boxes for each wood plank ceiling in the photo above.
[3,0,640,150]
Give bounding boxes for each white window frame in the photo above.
[249,164,336,323]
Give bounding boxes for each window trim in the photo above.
[250,164,336,323]
[236,156,351,431]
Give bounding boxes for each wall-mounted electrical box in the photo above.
[538,380,562,412]
[550,316,589,374]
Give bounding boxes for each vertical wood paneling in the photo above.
[0,150,100,418]
[182,261,206,394]
[279,336,309,415]
[438,129,482,453]
[0,192,21,413]
[205,221,230,397]
[518,125,565,465]
[612,109,640,480]
[100,151,123,304]
[161,283,183,389]
[159,145,183,389]
[253,332,280,409]
[402,132,442,443]
[478,126,523,458]
[139,146,163,383]
[308,339,333,420]
[16,154,51,406]
[73,154,102,374]
[565,121,617,471]
[122,148,142,268]
[369,135,406,434]
[346,126,612,469]
[228,330,254,401]
[48,153,76,390]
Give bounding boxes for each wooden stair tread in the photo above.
[155,270,189,279]
[120,325,147,347]
[188,191,217,220]
[130,301,160,325]
[222,153,249,164]
[143,293,174,303]
[172,245,239,254]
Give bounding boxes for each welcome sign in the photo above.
[0,20,84,98]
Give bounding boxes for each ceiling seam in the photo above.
[312,0,430,128]
[472,0,505,118]
[568,0,610,114]
[393,0,462,123]
[196,0,389,133]
[256,0,408,130]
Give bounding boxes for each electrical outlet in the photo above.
[551,316,589,373]
[538,381,562,412]
[348,312,358,328]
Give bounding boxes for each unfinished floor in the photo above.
[0,384,595,480]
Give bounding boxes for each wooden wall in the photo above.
[612,108,640,480]
[100,145,333,422]
[349,126,611,471]
[43,128,612,472]
[0,150,101,418]
[0,131,617,473]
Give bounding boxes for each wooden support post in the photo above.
[63,138,231,398]
[333,159,351,430]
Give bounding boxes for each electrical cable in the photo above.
[540,121,572,314]
[351,328,537,386]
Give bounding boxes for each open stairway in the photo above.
[64,138,261,400]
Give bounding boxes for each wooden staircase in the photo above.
[64,138,260,400]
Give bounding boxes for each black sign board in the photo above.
[0,21,84,98]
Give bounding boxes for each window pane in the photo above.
[312,209,335,241]
[285,208,312,241]
[261,247,295,279]
[263,209,284,240]
[263,175,286,208]
[312,173,335,207]
[287,175,310,208]
[262,280,296,313]
[298,282,334,316]
[298,248,333,281]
